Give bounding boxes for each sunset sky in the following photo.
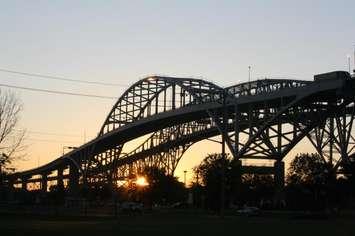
[0,0,354,183]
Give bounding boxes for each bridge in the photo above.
[5,71,355,193]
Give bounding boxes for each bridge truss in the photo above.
[6,71,355,192]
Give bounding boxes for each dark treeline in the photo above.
[191,153,275,211]
[191,153,355,212]
[115,167,186,206]
[285,153,355,211]
[0,166,187,208]
[2,152,355,213]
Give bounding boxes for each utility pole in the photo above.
[220,90,227,217]
[248,66,251,83]
[248,66,252,95]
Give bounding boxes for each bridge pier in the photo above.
[57,168,64,189]
[69,164,79,196]
[8,178,14,189]
[41,173,48,192]
[21,177,28,191]
[274,160,285,188]
[273,160,285,207]
[6,178,15,200]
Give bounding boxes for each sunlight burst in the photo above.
[135,176,149,187]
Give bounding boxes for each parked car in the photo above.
[236,206,260,216]
[119,201,143,213]
[170,202,188,209]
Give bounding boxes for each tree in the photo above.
[142,167,186,205]
[0,89,26,177]
[120,167,186,205]
[341,153,355,184]
[240,174,275,207]
[287,153,332,186]
[194,153,227,211]
[286,153,335,210]
[193,153,242,211]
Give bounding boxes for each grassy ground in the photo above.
[0,210,354,236]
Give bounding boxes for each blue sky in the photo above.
[0,0,354,181]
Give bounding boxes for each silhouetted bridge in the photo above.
[6,71,355,193]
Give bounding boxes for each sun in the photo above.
[135,176,149,187]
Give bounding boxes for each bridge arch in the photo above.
[87,76,223,183]
[7,71,355,191]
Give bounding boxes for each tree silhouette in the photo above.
[0,90,26,174]
[341,153,355,185]
[240,174,274,208]
[286,153,336,210]
[120,167,186,205]
[0,89,26,196]
[287,153,332,185]
[194,153,242,211]
[143,167,186,205]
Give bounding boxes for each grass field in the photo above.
[0,211,354,236]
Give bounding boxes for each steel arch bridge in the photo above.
[6,71,355,192]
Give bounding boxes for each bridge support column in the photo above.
[8,178,14,189]
[21,177,28,191]
[41,173,48,193]
[69,164,79,196]
[231,159,242,204]
[6,178,15,200]
[274,160,285,188]
[273,160,285,207]
[57,168,64,189]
